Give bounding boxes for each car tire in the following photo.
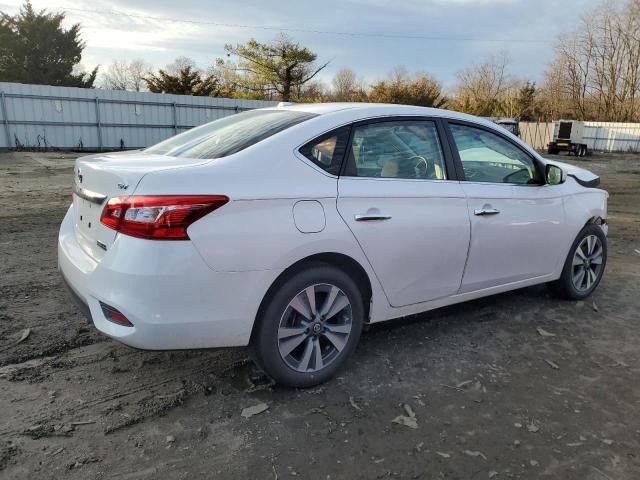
[252,263,364,388]
[548,224,607,300]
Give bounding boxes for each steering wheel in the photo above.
[465,168,481,180]
[503,168,531,184]
[407,155,430,179]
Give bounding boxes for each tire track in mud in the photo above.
[0,273,105,368]
[0,342,247,438]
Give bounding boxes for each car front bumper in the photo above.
[58,205,279,350]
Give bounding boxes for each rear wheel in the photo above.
[548,224,607,300]
[580,145,588,157]
[252,264,364,387]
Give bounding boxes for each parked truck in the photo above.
[547,120,588,157]
[494,118,520,137]
[483,117,521,137]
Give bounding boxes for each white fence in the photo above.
[582,122,640,152]
[519,122,555,151]
[0,82,277,150]
[520,121,640,153]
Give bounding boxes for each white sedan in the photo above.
[58,103,608,387]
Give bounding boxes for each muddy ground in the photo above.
[0,150,639,480]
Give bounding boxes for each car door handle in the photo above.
[474,208,500,216]
[354,213,392,222]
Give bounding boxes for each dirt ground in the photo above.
[0,149,639,480]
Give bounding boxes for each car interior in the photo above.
[350,122,447,180]
[450,124,539,184]
[303,120,542,185]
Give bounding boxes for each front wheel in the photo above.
[548,224,607,300]
[252,264,364,387]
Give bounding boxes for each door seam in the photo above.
[334,186,394,308]
[456,194,474,295]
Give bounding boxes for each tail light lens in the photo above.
[100,302,133,327]
[100,195,228,240]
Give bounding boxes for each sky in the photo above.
[0,0,608,89]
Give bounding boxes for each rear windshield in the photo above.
[146,109,317,159]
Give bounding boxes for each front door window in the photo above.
[450,124,540,185]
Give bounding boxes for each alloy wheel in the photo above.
[571,234,604,291]
[277,283,353,373]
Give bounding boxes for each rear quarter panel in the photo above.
[132,134,389,319]
[187,197,373,273]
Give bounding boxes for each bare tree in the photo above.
[127,60,151,92]
[619,0,640,120]
[452,52,512,116]
[165,56,198,75]
[332,68,363,101]
[295,80,330,102]
[541,0,640,121]
[101,59,152,91]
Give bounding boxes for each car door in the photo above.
[445,121,565,293]
[337,118,470,307]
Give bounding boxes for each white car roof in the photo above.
[266,102,498,128]
[259,102,540,163]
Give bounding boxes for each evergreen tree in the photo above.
[517,81,537,121]
[0,1,97,87]
[369,68,447,108]
[144,65,219,96]
[221,34,329,101]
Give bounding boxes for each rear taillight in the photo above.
[100,195,228,240]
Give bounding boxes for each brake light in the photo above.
[100,195,228,240]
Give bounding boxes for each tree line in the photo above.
[1,1,639,122]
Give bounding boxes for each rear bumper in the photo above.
[60,271,92,322]
[57,205,280,350]
[548,141,586,151]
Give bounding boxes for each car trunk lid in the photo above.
[72,151,209,259]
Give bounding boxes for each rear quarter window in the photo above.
[299,126,351,175]
[146,110,317,159]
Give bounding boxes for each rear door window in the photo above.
[146,110,316,159]
[344,120,447,180]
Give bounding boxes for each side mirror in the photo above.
[545,164,566,185]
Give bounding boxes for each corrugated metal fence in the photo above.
[2,82,640,153]
[0,82,277,150]
[582,122,640,152]
[520,121,640,152]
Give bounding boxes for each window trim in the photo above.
[339,116,457,181]
[443,119,545,186]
